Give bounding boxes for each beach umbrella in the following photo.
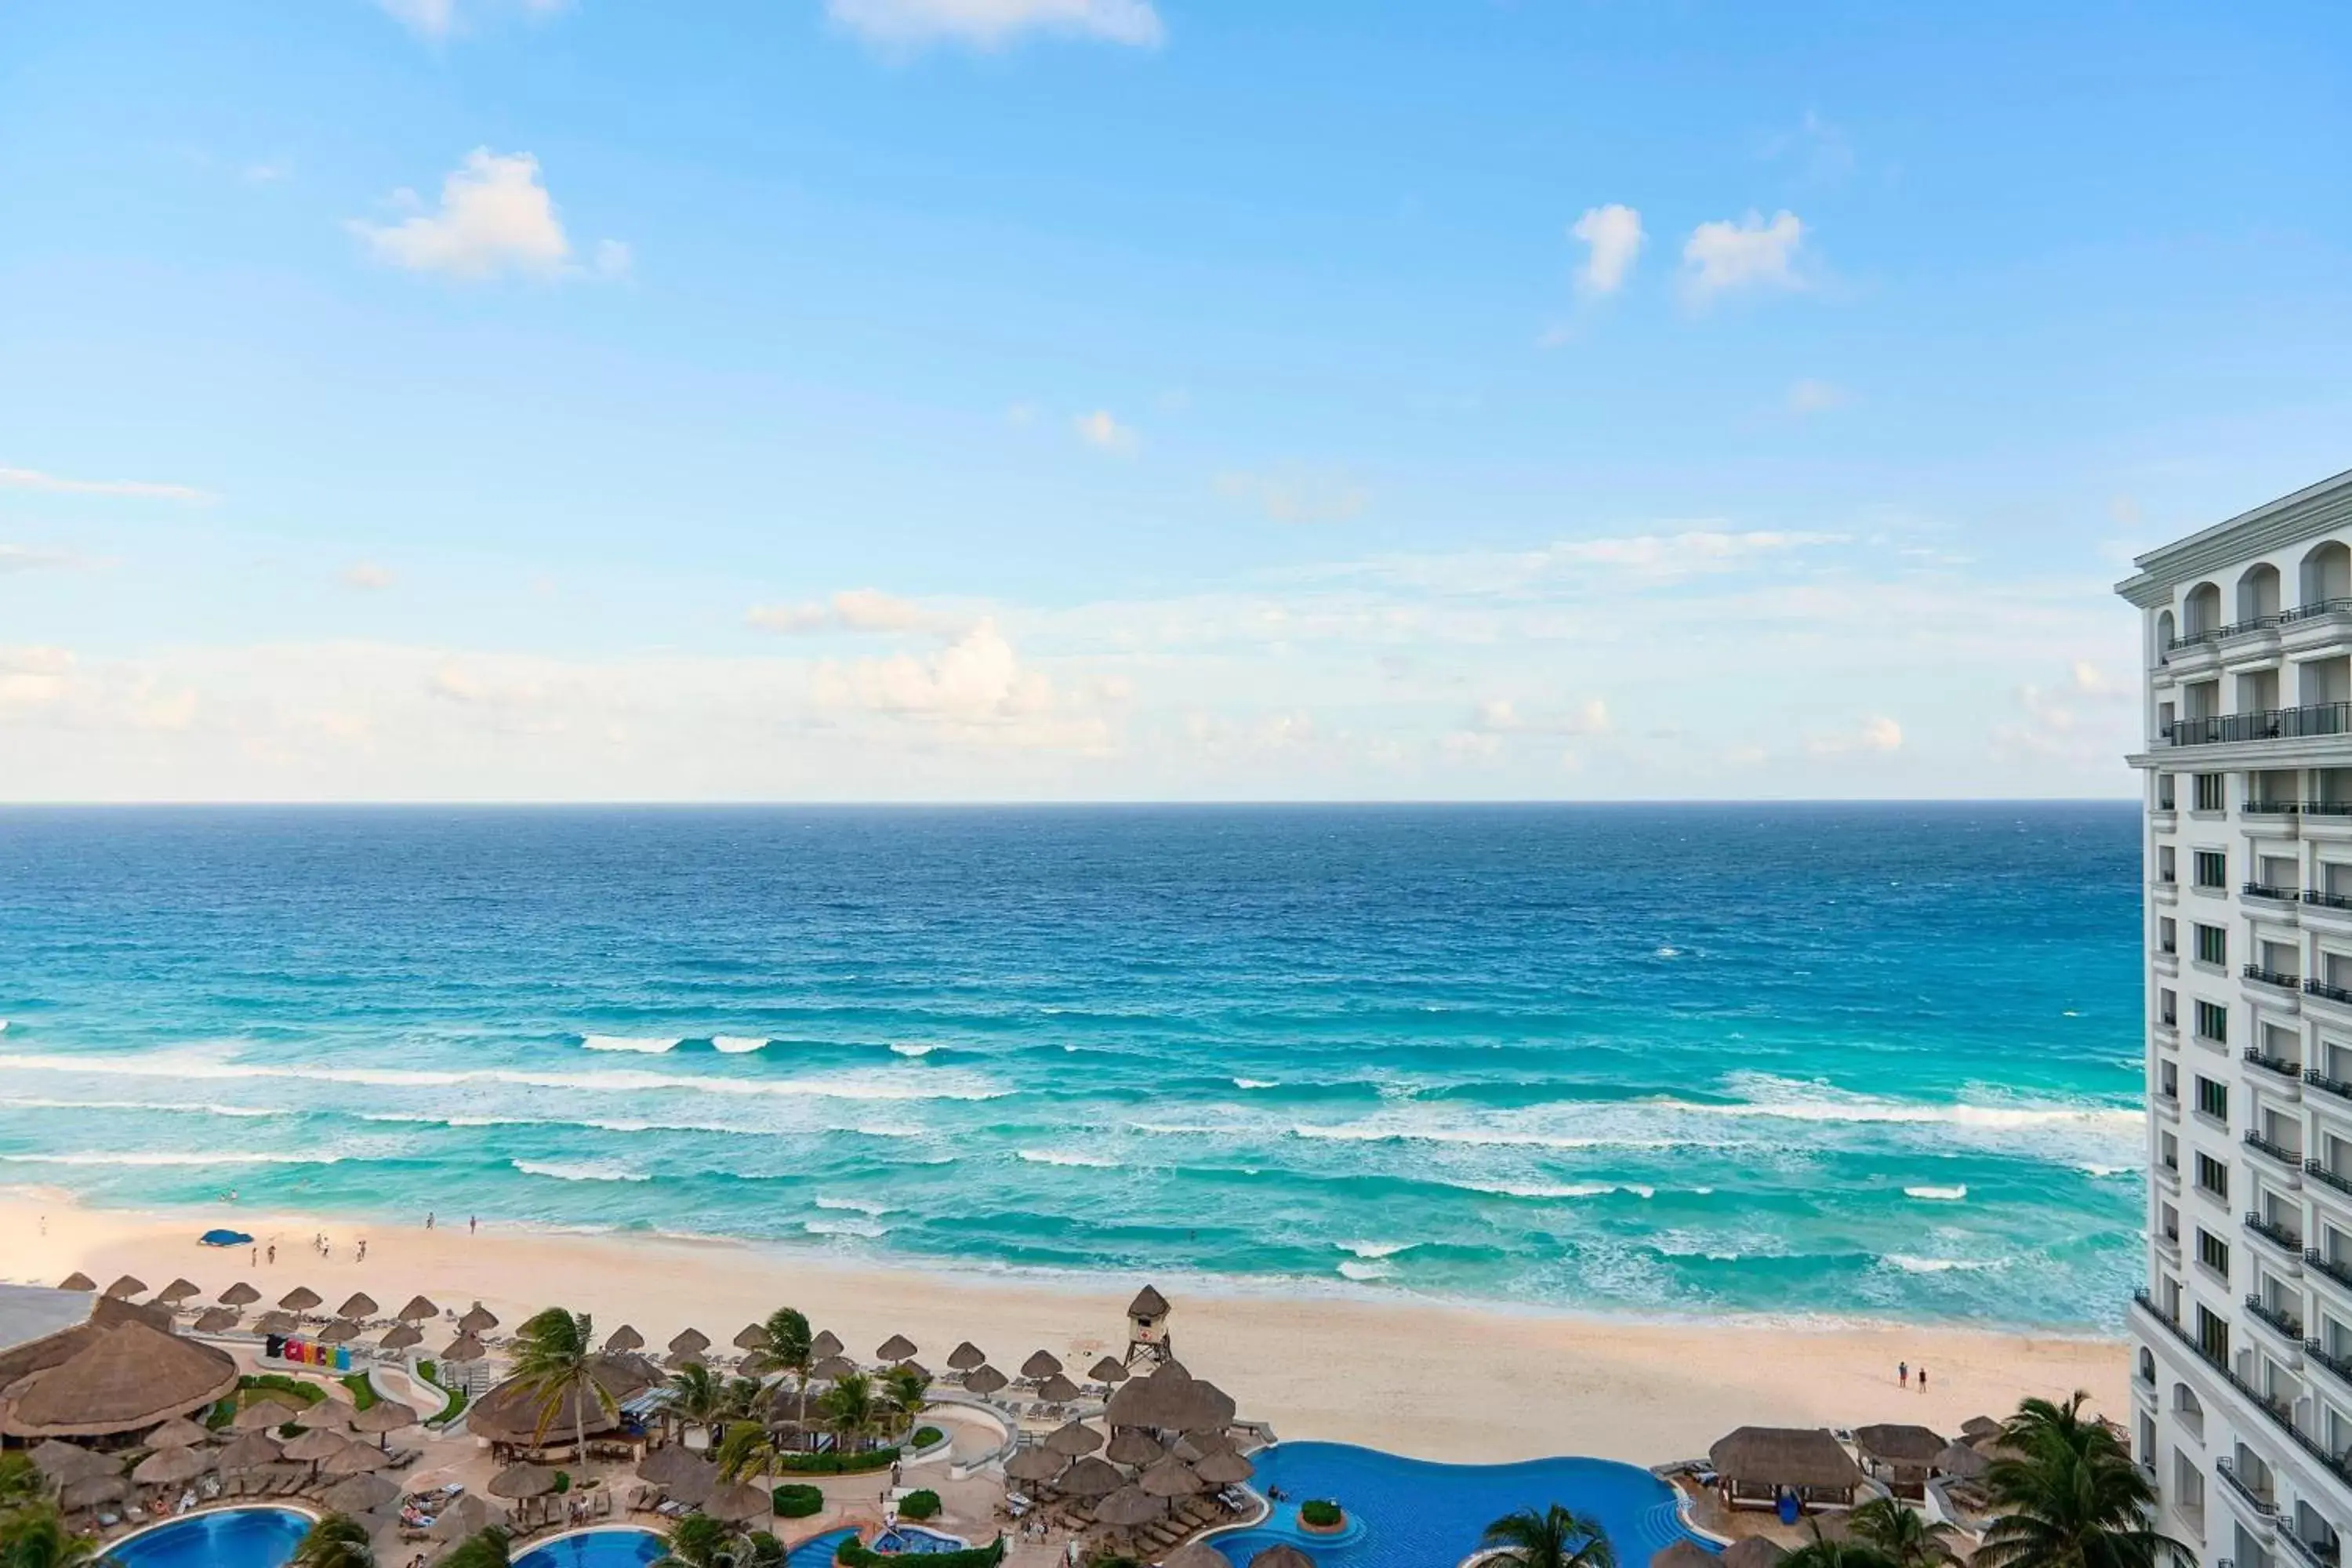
[898,1361,931,1383]
[812,1356,858,1382]
[638,1445,717,1491]
[963,1366,1008,1396]
[490,1462,557,1500]
[57,1272,96,1292]
[318,1319,364,1344]
[219,1282,262,1306]
[320,1441,390,1476]
[810,1330,844,1359]
[458,1305,499,1333]
[430,1496,506,1542]
[1044,1421,1105,1458]
[1173,1432,1234,1462]
[1105,1429,1164,1468]
[704,1480,769,1523]
[441,1332,487,1363]
[1192,1450,1254,1486]
[665,1349,708,1371]
[156,1279,203,1305]
[877,1334,918,1363]
[1036,1374,1082,1403]
[103,1275,147,1300]
[145,1416,213,1448]
[1137,1457,1204,1499]
[1933,1442,1991,1481]
[254,1311,298,1336]
[350,1401,419,1446]
[1162,1544,1229,1568]
[605,1325,645,1353]
[336,1293,379,1320]
[281,1428,353,1466]
[232,1399,301,1433]
[1004,1447,1067,1486]
[732,1323,768,1352]
[323,1473,401,1514]
[396,1294,438,1322]
[132,1446,212,1486]
[1058,1457,1124,1498]
[279,1287,322,1312]
[1019,1350,1064,1381]
[193,1307,241,1334]
[1093,1486,1165,1529]
[1652,1544,1715,1568]
[946,1341,986,1372]
[30,1441,119,1484]
[1109,1364,1237,1436]
[1087,1357,1129,1385]
[1960,1415,2002,1440]
[1247,1549,1314,1568]
[1722,1541,1788,1568]
[379,1323,424,1351]
[216,1432,285,1472]
[669,1327,712,1356]
[60,1474,128,1512]
[293,1400,354,1432]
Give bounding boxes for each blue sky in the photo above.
[2,0,2347,800]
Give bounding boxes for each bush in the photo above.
[1299,1500,1342,1528]
[241,1374,325,1406]
[414,1360,470,1427]
[772,1486,824,1519]
[837,1537,1003,1568]
[340,1372,379,1411]
[776,1447,901,1475]
[898,1491,941,1522]
[909,1427,945,1452]
[747,1534,785,1568]
[552,1472,571,1495]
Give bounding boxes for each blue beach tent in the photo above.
[199,1228,253,1247]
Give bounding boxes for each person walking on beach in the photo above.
[469,1215,477,1234]
[1897,1361,1907,1388]
[357,1239,367,1263]
[267,1243,276,1265]
[426,1212,435,1230]
[1918,1366,1928,1393]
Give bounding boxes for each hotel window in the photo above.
[2160,775,2178,810]
[2160,1061,2179,1100]
[2197,774,2227,812]
[2198,1303,2231,1361]
[2160,847,2178,885]
[2160,988,2178,1025]
[2195,1001,2229,1044]
[2195,1073,2228,1120]
[2195,924,2227,965]
[2197,1229,2230,1277]
[2194,850,2228,888]
[2160,917,2177,954]
[2196,1152,2230,1200]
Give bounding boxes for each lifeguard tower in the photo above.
[1124,1283,1171,1370]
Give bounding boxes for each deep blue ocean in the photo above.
[0,804,2143,1328]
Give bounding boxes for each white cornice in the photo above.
[2114,468,2352,608]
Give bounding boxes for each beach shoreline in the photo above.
[0,1189,2127,1465]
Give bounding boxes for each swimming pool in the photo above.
[1208,1443,1710,1568]
[103,1508,313,1568]
[786,1529,858,1568]
[871,1525,968,1554]
[510,1528,667,1568]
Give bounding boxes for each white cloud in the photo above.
[1682,210,1806,305]
[0,465,208,502]
[1805,715,1903,756]
[1471,697,1610,736]
[0,647,74,712]
[747,589,940,636]
[1073,410,1139,455]
[376,0,569,42]
[826,0,1163,50]
[1786,379,1847,416]
[1569,204,1644,296]
[1215,468,1368,525]
[341,562,397,592]
[349,150,621,282]
[815,620,1111,748]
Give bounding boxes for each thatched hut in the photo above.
[1160,1544,1228,1568]
[605,1325,645,1353]
[1721,1539,1786,1568]
[1104,1361,1237,1435]
[469,1354,654,1453]
[1707,1425,1864,1509]
[1247,1548,1313,1568]
[0,1320,239,1439]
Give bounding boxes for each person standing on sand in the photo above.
[1918,1366,1928,1393]
[1898,1361,1907,1388]
[470,1216,477,1234]
[358,1240,367,1262]
[267,1243,276,1265]
[426,1213,434,1230]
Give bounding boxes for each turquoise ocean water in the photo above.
[0,804,2143,1328]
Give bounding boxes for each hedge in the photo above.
[773,1486,825,1519]
[909,1428,945,1452]
[776,1446,901,1475]
[897,1492,941,1522]
[837,1536,1002,1568]
[340,1372,379,1412]
[242,1374,326,1406]
[415,1359,470,1427]
[1299,1501,1342,1528]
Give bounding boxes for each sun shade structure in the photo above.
[395,1295,438,1322]
[441,1333,488,1363]
[103,1276,147,1300]
[254,1312,298,1336]
[155,1279,203,1305]
[1036,1373,1082,1403]
[490,1462,558,1499]
[811,1356,858,1381]
[1057,1457,1124,1497]
[731,1323,768,1351]
[1092,1486,1166,1528]
[1088,1357,1129,1384]
[216,1432,285,1472]
[605,1325,645,1353]
[319,1440,390,1476]
[231,1399,301,1433]
[56,1273,97,1293]
[336,1293,379,1319]
[1959,1415,2002,1440]
[1932,1442,1990,1480]
[278,1287,322,1312]
[1137,1457,1204,1498]
[146,1415,213,1448]
[1104,1363,1237,1435]
[469,1355,654,1448]
[324,1473,401,1514]
[1105,1429,1164,1468]
[0,1320,241,1439]
[1722,1541,1788,1568]
[669,1327,711,1356]
[946,1341,986,1372]
[638,1445,717,1490]
[281,1427,354,1465]
[1707,1426,1865,1507]
[379,1323,423,1351]
[293,1402,354,1432]
[30,1440,121,1484]
[1247,1548,1314,1568]
[430,1496,506,1541]
[1650,1542,1717,1568]
[1161,1544,1229,1568]
[877,1334,918,1363]
[1004,1447,1067,1486]
[192,1308,241,1334]
[218,1283,262,1306]
[963,1366,1008,1396]
[1192,1450,1254,1486]
[458,1305,499,1333]
[810,1330,844,1359]
[350,1399,419,1436]
[1044,1421,1105,1457]
[60,1474,129,1512]
[703,1479,769,1523]
[1019,1350,1064,1380]
[317,1319,363,1345]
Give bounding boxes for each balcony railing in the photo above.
[2247,803,2304,818]
[2310,890,2352,913]
[2247,1213,2305,1254]
[2307,1249,2352,1294]
[2247,1293,2306,1340]
[2247,881,2303,899]
[2167,702,2352,748]
[2307,978,2352,1007]
[2285,598,2352,627]
[2307,803,2352,818]
[2248,1047,2308,1082]
[2307,1159,2352,1197]
[2217,1455,2279,1516]
[2169,615,2287,651]
[2308,1068,2352,1104]
[2247,965,2305,991]
[2306,1338,2352,1392]
[2280,1530,2343,1568]
[2135,1293,2340,1480]
[2247,1131,2307,1168]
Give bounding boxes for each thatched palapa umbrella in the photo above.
[102,1275,146,1300]
[278,1287,322,1312]
[254,1311,298,1336]
[810,1330,844,1359]
[1173,1431,1233,1462]
[31,1441,119,1484]
[489,1462,557,1500]
[1722,1539,1788,1568]
[456,1304,499,1334]
[336,1293,379,1320]
[219,1282,262,1306]
[947,1341,986,1372]
[1058,1457,1124,1497]
[1093,1485,1165,1528]
[156,1279,203,1305]
[1004,1447,1066,1487]
[1137,1457,1204,1498]
[1105,1363,1236,1436]
[704,1479,769,1523]
[57,1273,97,1293]
[1019,1350,1064,1381]
[1162,1544,1229,1568]
[145,1415,212,1448]
[1087,1356,1128,1385]
[1036,1373,1082,1403]
[292,1400,353,1432]
[216,1432,285,1472]
[441,1332,487,1363]
[1651,1542,1717,1568]
[1959,1415,2002,1441]
[670,1327,711,1356]
[350,1400,419,1449]
[192,1307,241,1334]
[396,1295,438,1322]
[317,1319,363,1345]
[1706,1426,1864,1506]
[60,1474,128,1512]
[1247,1548,1314,1568]
[1105,1429,1163,1468]
[730,1323,768,1352]
[281,1427,354,1473]
[811,1356,858,1382]
[324,1473,401,1514]
[320,1439,390,1476]
[379,1323,423,1352]
[1193,1450,1254,1486]
[231,1399,300,1433]
[132,1446,212,1486]
[1933,1442,1990,1480]
[963,1365,1007,1396]
[638,1444,717,1492]
[1045,1421,1104,1457]
[430,1495,506,1542]
[877,1334,917,1363]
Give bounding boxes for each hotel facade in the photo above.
[2121,468,2352,1568]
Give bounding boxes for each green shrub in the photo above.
[898,1491,941,1522]
[240,1374,325,1406]
[772,1486,824,1519]
[1299,1500,1342,1528]
[552,1472,571,1495]
[837,1537,1002,1568]
[414,1359,470,1427]
[775,1446,901,1475]
[747,1534,785,1568]
[340,1372,379,1411]
[909,1427,945,1452]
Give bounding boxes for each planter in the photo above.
[1298,1504,1346,1535]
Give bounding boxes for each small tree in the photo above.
[0,1504,101,1568]
[819,1371,877,1454]
[1846,1499,1951,1568]
[437,1530,512,1568]
[291,1514,376,1568]
[882,1366,930,1437]
[1481,1506,1617,1568]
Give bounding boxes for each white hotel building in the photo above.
[2122,468,2352,1568]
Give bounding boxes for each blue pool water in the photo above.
[1210,1443,1707,1568]
[510,1528,666,1568]
[872,1526,968,1554]
[787,1529,858,1568]
[103,1508,312,1568]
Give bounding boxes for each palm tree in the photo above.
[290,1514,376,1568]
[818,1371,877,1456]
[655,1514,753,1568]
[666,1362,728,1448]
[1779,1540,1899,1568]
[882,1366,929,1438]
[0,1503,100,1568]
[512,1306,615,1463]
[0,1453,45,1512]
[1480,1505,1617,1568]
[713,1420,779,1486]
[437,1530,511,1568]
[1976,1391,2181,1568]
[1846,1498,1950,1568]
[760,1308,814,1428]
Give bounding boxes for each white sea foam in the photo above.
[1017,1149,1120,1168]
[0,1150,338,1167]
[2078,1163,2134,1178]
[0,1096,287,1119]
[804,1217,890,1239]
[1292,1123,1673,1151]
[1233,1078,1278,1090]
[814,1195,895,1215]
[581,1036,683,1054]
[1656,946,1681,957]
[512,1159,650,1183]
[711,1036,768,1054]
[1338,1240,1417,1258]
[1657,1094,2138,1131]
[1904,1184,1969,1201]
[1336,1259,1395,1282]
[891,1044,936,1058]
[1884,1254,2004,1273]
[1460,1180,1632,1200]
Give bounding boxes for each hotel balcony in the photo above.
[2247,1292,2307,1347]
[2307,1068,2352,1108]
[2307,1158,2352,1198]
[2156,1089,2183,1121]
[2165,702,2352,750]
[2307,1249,2352,1301]
[2282,597,2352,656]
[2246,1213,2306,1265]
[2247,964,2306,994]
[2305,978,2352,1025]
[2248,1047,2310,1090]
[2248,1129,2307,1173]
[2306,889,2352,939]
[2249,881,2306,908]
[2218,1454,2282,1522]
[2133,1291,2351,1484]
[2307,1338,2352,1396]
[2281,1528,2345,1568]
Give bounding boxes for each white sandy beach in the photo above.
[0,1191,2125,1464]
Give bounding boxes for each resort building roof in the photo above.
[0,1318,239,1438]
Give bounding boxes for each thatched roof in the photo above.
[29,1440,120,1483]
[489,1462,557,1499]
[1106,1428,1164,1468]
[60,1473,128,1511]
[0,1323,108,1395]
[811,1330,844,1358]
[132,1446,212,1486]
[468,1355,653,1446]
[1722,1538,1787,1568]
[1036,1373,1082,1403]
[156,1279,203,1304]
[441,1333,487,1363]
[731,1323,768,1351]
[193,1307,241,1334]
[705,1479,768,1523]
[1161,1544,1227,1568]
[1138,1457,1204,1497]
[318,1319,363,1345]
[430,1495,506,1541]
[147,1415,213,1447]
[1960,1415,2002,1440]
[877,1334,918,1362]
[1094,1485,1166,1527]
[397,1295,438,1321]
[379,1323,424,1351]
[281,1427,354,1464]
[669,1327,711,1356]
[458,1305,499,1333]
[1021,1350,1065,1379]
[1058,1456,1125,1497]
[0,1320,240,1438]
[1005,1446,1067,1484]
[1128,1285,1171,1318]
[1854,1424,1946,1467]
[638,1444,717,1490]
[1174,1431,1234,1461]
[216,1432,286,1471]
[56,1274,96,1293]
[948,1341,986,1371]
[230,1398,300,1432]
[1045,1421,1105,1457]
[1708,1427,1864,1490]
[1247,1548,1313,1568]
[1193,1450,1254,1486]
[1104,1363,1237,1435]
[1089,1357,1129,1384]
[321,1440,389,1475]
[336,1293,379,1319]
[219,1283,262,1306]
[1650,1542,1717,1568]
[606,1325,645,1352]
[102,1276,145,1300]
[324,1473,400,1514]
[255,1311,298,1336]
[1933,1442,1990,1480]
[278,1287,322,1311]
[351,1399,419,1436]
[811,1356,858,1381]
[964,1365,1007,1396]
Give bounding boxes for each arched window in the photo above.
[2184,582,2222,636]
[2140,1347,2156,1383]
[2303,541,2351,607]
[2239,562,2281,622]
[2156,610,2176,659]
